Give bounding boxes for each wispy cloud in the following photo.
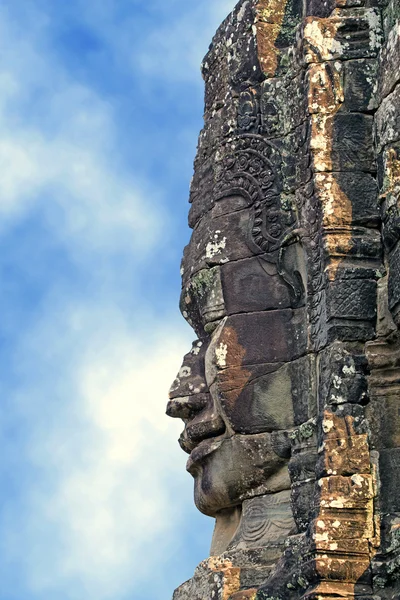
[0,5,163,256]
[133,1,235,83]
[0,1,231,599]
[3,304,195,599]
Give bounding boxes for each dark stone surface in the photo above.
[331,113,376,172]
[213,309,308,366]
[342,58,378,112]
[379,448,400,513]
[326,279,377,321]
[221,257,294,314]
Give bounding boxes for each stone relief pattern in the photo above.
[167,0,400,598]
[369,0,400,595]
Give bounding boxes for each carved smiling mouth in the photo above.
[167,390,227,474]
[174,398,227,474]
[186,434,227,475]
[180,415,226,454]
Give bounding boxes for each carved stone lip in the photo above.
[186,435,226,474]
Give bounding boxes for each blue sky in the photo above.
[0,1,233,598]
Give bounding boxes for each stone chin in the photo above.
[187,432,291,517]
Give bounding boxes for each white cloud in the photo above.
[5,304,199,599]
[0,7,164,257]
[0,1,227,598]
[133,2,235,83]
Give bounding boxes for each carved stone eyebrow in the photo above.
[179,266,226,337]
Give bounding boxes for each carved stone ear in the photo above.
[277,230,307,308]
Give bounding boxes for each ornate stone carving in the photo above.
[167,0,400,597]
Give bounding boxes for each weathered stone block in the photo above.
[315,172,379,228]
[342,58,378,112]
[377,20,400,102]
[317,435,371,477]
[221,257,293,314]
[322,229,382,260]
[304,0,335,17]
[180,266,226,335]
[379,448,400,512]
[312,507,375,540]
[260,74,307,137]
[208,309,308,369]
[215,364,297,433]
[301,10,382,63]
[326,279,377,322]
[375,84,400,152]
[182,209,254,282]
[291,480,317,532]
[389,241,400,317]
[307,62,344,115]
[169,340,208,400]
[318,474,375,509]
[311,113,375,172]
[213,354,315,434]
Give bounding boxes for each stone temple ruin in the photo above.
[166,0,400,597]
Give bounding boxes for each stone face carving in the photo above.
[167,0,400,597]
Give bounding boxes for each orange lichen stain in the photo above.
[219,326,248,368]
[208,557,241,600]
[229,590,257,600]
[255,0,290,77]
[307,60,352,280]
[315,174,352,228]
[302,17,342,64]
[309,410,380,598]
[380,146,400,201]
[217,326,252,413]
[307,63,344,115]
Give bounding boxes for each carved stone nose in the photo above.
[167,339,226,451]
[166,393,208,419]
[167,339,208,412]
[173,392,226,454]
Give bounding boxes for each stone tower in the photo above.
[167,0,400,597]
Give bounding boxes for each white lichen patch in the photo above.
[351,474,364,487]
[215,342,228,368]
[322,418,334,433]
[303,20,342,62]
[330,499,345,509]
[237,1,249,22]
[179,366,192,378]
[331,394,346,404]
[191,341,203,356]
[330,542,338,551]
[367,8,383,51]
[342,364,355,375]
[206,231,227,260]
[333,375,342,389]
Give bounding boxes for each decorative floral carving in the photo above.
[213,134,296,258]
[237,91,258,132]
